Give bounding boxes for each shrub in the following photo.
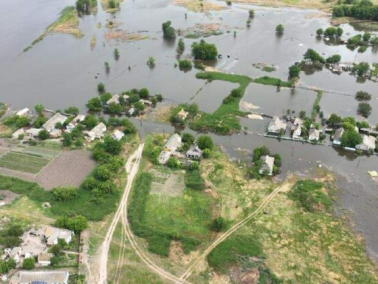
[162,21,176,39]
[276,24,284,33]
[97,83,105,94]
[211,217,227,232]
[53,186,78,202]
[358,102,372,118]
[38,130,49,140]
[22,258,35,270]
[191,40,218,60]
[197,135,214,150]
[178,59,192,69]
[289,65,300,79]
[355,91,371,101]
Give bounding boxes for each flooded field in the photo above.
[1,0,378,262]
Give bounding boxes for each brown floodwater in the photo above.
[1,0,378,261]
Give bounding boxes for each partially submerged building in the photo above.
[356,135,376,152]
[66,114,85,132]
[259,155,275,176]
[267,116,287,135]
[332,128,344,145]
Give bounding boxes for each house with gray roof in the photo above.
[84,122,107,142]
[268,116,287,135]
[12,270,69,284]
[42,113,67,133]
[186,145,203,159]
[332,128,344,145]
[158,134,182,164]
[309,128,320,141]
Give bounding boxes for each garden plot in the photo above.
[0,152,51,174]
[149,168,185,196]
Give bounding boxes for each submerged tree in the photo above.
[113,48,120,60]
[276,24,284,34]
[162,21,176,39]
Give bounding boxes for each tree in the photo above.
[276,24,284,34]
[62,132,72,147]
[15,116,30,128]
[66,216,88,233]
[95,165,111,181]
[304,48,325,64]
[83,115,98,129]
[103,136,123,155]
[162,21,176,39]
[35,104,44,115]
[177,39,185,54]
[355,91,371,101]
[341,129,362,148]
[327,113,342,127]
[289,65,300,79]
[64,106,79,115]
[22,258,35,270]
[249,9,255,18]
[139,88,149,99]
[105,61,110,73]
[147,57,155,67]
[358,102,372,118]
[107,103,123,114]
[197,135,214,150]
[178,59,192,69]
[86,97,102,112]
[34,116,47,128]
[352,62,369,77]
[108,0,117,9]
[53,186,78,202]
[114,48,120,60]
[97,83,105,94]
[211,217,227,232]
[316,28,323,36]
[191,40,218,60]
[326,54,341,64]
[182,133,195,144]
[363,32,371,42]
[336,27,343,37]
[167,157,180,168]
[38,129,49,140]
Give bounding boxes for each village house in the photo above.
[356,135,376,152]
[49,129,62,139]
[309,128,321,141]
[177,109,189,121]
[186,145,203,160]
[11,270,69,284]
[291,125,302,139]
[332,128,344,145]
[16,108,29,117]
[259,155,275,176]
[106,94,121,106]
[84,122,107,142]
[44,226,74,246]
[128,107,135,116]
[268,116,287,135]
[38,253,53,266]
[111,129,124,141]
[158,134,182,164]
[66,114,85,132]
[360,128,378,137]
[139,99,153,107]
[12,128,25,139]
[42,113,67,133]
[24,128,43,140]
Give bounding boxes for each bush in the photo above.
[358,102,372,118]
[162,21,176,39]
[191,40,218,60]
[289,65,300,79]
[355,91,371,101]
[178,59,192,69]
[22,258,35,270]
[52,186,78,202]
[211,217,227,232]
[55,215,88,233]
[276,24,284,33]
[197,135,214,150]
[97,83,105,94]
[289,180,331,212]
[38,129,49,140]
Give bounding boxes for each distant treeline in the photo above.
[333,0,378,21]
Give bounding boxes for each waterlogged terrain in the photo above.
[2,0,378,276]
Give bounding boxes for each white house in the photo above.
[186,145,203,159]
[106,94,121,106]
[356,135,376,152]
[291,125,301,139]
[309,128,321,141]
[38,253,53,266]
[84,122,107,142]
[111,130,124,141]
[332,128,344,145]
[158,134,182,164]
[44,226,74,246]
[16,108,30,117]
[66,114,85,132]
[25,128,43,139]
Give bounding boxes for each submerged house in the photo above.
[356,135,376,152]
[259,155,275,176]
[66,114,85,132]
[267,116,287,135]
[332,128,344,145]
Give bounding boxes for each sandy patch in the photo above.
[173,0,226,12]
[104,30,148,41]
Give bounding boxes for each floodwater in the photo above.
[1,0,378,262]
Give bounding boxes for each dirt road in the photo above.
[98,144,144,283]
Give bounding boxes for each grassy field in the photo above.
[24,6,82,52]
[254,76,294,88]
[0,152,51,174]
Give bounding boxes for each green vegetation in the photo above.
[352,62,370,77]
[162,21,176,39]
[326,54,341,64]
[311,91,323,120]
[191,40,218,60]
[333,0,378,22]
[289,180,331,212]
[358,102,372,118]
[22,258,35,270]
[0,152,50,174]
[0,222,24,248]
[55,215,88,233]
[289,65,301,79]
[76,0,97,15]
[113,48,120,60]
[185,169,205,190]
[262,66,276,72]
[276,24,284,34]
[356,91,372,101]
[341,128,362,148]
[304,48,325,64]
[178,59,192,69]
[323,26,343,38]
[254,76,293,87]
[177,38,185,54]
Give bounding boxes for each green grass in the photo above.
[311,91,323,120]
[262,66,276,72]
[0,174,122,221]
[0,152,50,173]
[253,76,294,88]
